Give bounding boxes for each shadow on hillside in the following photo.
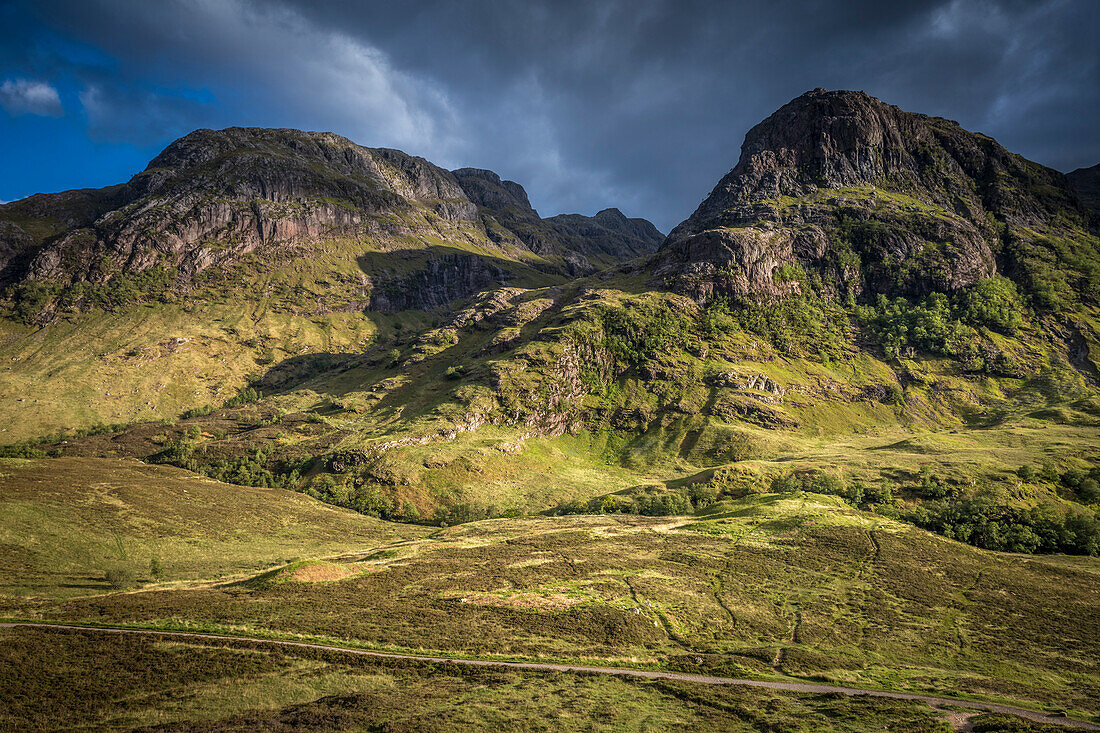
[357,244,565,313]
[253,352,363,394]
[59,574,112,590]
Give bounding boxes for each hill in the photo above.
[0,456,426,599]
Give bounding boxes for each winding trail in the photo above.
[3,622,1096,730]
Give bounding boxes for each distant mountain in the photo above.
[1068,162,1100,213]
[0,127,661,319]
[452,168,662,274]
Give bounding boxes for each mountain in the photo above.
[452,168,662,273]
[1068,162,1100,213]
[0,127,661,319]
[2,91,1099,558]
[4,93,1099,732]
[654,88,1094,303]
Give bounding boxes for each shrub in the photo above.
[104,568,134,589]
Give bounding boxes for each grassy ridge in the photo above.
[0,457,427,599]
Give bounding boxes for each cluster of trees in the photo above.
[857,277,1027,363]
[151,440,303,490]
[302,473,423,523]
[1018,463,1100,504]
[704,293,851,361]
[555,482,718,517]
[904,499,1100,555]
[771,472,894,509]
[196,447,301,488]
[595,299,693,368]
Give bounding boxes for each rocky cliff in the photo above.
[452,168,662,273]
[653,89,1093,304]
[0,127,661,318]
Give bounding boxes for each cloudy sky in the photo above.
[1,0,1097,231]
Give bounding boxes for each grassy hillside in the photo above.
[6,489,1097,722]
[9,276,1094,562]
[0,457,427,599]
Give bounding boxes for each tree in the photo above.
[150,557,164,582]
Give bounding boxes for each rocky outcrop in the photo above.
[368,254,509,312]
[2,128,661,315]
[653,89,1090,302]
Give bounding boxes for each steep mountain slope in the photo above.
[0,127,661,320]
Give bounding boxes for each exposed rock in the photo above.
[654,89,1089,302]
[368,254,509,313]
[0,221,33,278]
[2,127,662,314]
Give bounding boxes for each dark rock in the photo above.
[1068,163,1100,214]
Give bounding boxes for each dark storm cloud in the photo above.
[9,0,1100,231]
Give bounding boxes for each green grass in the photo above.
[8,487,1097,721]
[0,625,966,732]
[0,456,427,599]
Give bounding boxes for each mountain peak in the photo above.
[1068,162,1100,213]
[452,168,534,212]
[656,91,1091,303]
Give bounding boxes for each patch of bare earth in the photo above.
[286,562,358,583]
[446,591,584,610]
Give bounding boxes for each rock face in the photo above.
[1068,163,1100,214]
[546,208,664,271]
[0,127,661,313]
[452,169,662,272]
[653,89,1090,302]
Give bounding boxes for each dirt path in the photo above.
[3,622,1096,730]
